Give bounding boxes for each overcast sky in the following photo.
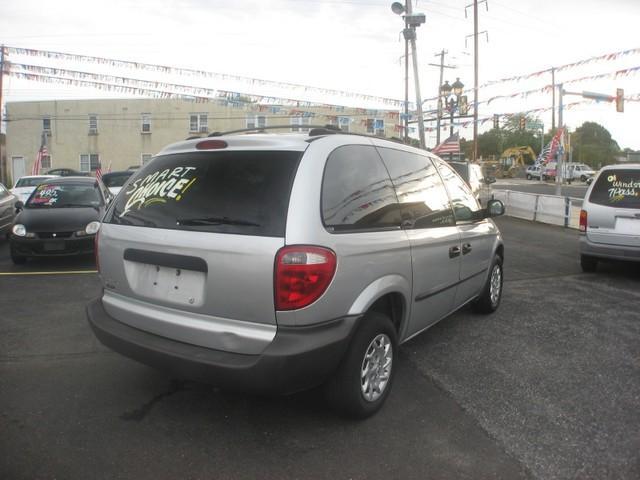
[1,0,639,149]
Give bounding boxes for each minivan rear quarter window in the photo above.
[589,169,640,209]
[321,145,400,232]
[108,150,302,237]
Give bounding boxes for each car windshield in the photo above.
[26,183,103,208]
[589,169,640,209]
[102,173,132,188]
[15,177,52,188]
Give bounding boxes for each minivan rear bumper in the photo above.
[579,236,640,262]
[87,298,360,395]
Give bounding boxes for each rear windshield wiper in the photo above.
[176,216,261,227]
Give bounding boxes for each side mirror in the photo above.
[485,176,496,184]
[485,199,505,218]
[15,200,24,212]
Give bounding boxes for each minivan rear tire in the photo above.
[472,255,503,314]
[580,254,598,273]
[324,312,397,419]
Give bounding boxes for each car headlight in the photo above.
[85,221,101,235]
[12,224,27,237]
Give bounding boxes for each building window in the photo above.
[190,113,208,133]
[328,116,350,132]
[247,115,267,129]
[141,154,153,165]
[141,114,151,133]
[339,116,350,133]
[366,118,385,136]
[290,117,310,132]
[80,154,100,172]
[43,117,51,134]
[41,155,52,170]
[88,115,98,135]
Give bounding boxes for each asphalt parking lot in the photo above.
[1,217,639,480]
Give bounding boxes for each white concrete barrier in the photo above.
[494,190,582,230]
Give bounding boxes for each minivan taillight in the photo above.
[579,209,587,233]
[275,246,337,311]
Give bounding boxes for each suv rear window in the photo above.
[589,169,640,209]
[107,150,302,236]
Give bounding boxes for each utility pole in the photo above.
[406,1,426,149]
[473,0,479,162]
[551,67,556,130]
[404,2,409,143]
[466,0,487,162]
[435,50,446,145]
[393,0,427,149]
[428,50,455,145]
[556,83,564,195]
[0,45,5,185]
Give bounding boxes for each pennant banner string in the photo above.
[6,71,401,122]
[9,62,398,116]
[7,45,638,110]
[5,46,408,109]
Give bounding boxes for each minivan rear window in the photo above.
[589,169,640,209]
[107,150,302,236]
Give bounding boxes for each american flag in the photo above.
[432,134,460,155]
[535,144,551,165]
[95,163,103,180]
[31,131,48,175]
[536,128,565,165]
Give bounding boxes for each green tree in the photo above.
[571,122,620,167]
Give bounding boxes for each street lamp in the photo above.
[452,77,464,96]
[391,1,427,149]
[441,77,466,161]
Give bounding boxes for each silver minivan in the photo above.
[87,128,505,417]
[579,164,640,271]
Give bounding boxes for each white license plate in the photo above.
[615,217,640,235]
[123,261,206,307]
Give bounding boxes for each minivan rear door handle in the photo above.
[462,243,472,255]
[449,246,461,258]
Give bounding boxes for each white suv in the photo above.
[579,164,640,271]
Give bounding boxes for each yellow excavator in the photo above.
[481,146,537,178]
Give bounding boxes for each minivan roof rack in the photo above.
[204,124,416,148]
[207,124,342,137]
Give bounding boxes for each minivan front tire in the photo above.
[472,255,503,314]
[324,312,397,419]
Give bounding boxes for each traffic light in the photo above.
[519,117,526,130]
[459,96,468,115]
[616,88,624,113]
[493,114,499,130]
